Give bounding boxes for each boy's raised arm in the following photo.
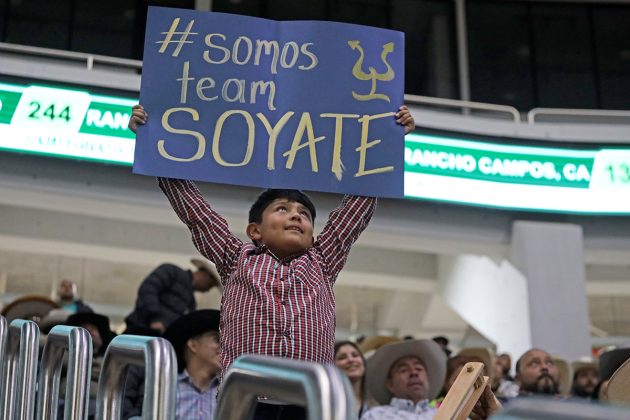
[129,105,241,278]
[316,194,377,281]
[316,106,414,282]
[157,178,242,279]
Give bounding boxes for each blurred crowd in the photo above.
[2,271,629,419]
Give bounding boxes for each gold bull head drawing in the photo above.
[347,40,395,102]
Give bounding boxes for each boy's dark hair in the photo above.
[248,189,316,224]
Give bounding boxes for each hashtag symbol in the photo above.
[156,18,197,57]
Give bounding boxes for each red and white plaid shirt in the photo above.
[158,178,376,379]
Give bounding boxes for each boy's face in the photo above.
[247,198,314,259]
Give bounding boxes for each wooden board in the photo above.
[435,362,488,420]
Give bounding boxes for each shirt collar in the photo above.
[178,369,191,382]
[248,244,309,262]
[390,397,431,412]
[178,369,219,391]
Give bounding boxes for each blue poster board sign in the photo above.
[134,6,405,198]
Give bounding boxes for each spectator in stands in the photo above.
[163,309,222,420]
[124,258,220,334]
[491,355,519,400]
[570,359,599,399]
[122,328,163,419]
[334,341,377,417]
[432,335,452,357]
[361,339,446,419]
[497,353,513,380]
[362,339,502,419]
[592,347,630,401]
[129,103,416,420]
[440,353,487,400]
[56,279,93,313]
[515,348,560,396]
[63,312,116,419]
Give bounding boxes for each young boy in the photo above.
[129,105,414,416]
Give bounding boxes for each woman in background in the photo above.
[334,341,377,417]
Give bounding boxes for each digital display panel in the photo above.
[0,82,136,165]
[1,81,628,214]
[404,133,630,214]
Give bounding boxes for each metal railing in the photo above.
[0,41,142,72]
[36,325,93,420]
[405,93,522,123]
[216,354,357,420]
[0,317,359,420]
[0,316,179,420]
[95,335,177,420]
[3,41,630,128]
[527,107,630,124]
[0,319,40,420]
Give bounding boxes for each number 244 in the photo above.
[28,101,71,122]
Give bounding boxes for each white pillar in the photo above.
[509,221,590,361]
[438,254,531,361]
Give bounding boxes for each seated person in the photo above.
[334,340,378,417]
[56,279,93,313]
[61,312,116,419]
[163,310,222,420]
[514,348,561,397]
[570,359,599,399]
[362,339,501,419]
[361,339,446,419]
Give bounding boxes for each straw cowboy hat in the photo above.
[571,357,598,375]
[190,258,223,293]
[366,339,447,404]
[607,357,630,404]
[551,356,572,395]
[458,347,495,383]
[1,295,60,323]
[599,347,630,381]
[359,336,401,359]
[163,309,221,373]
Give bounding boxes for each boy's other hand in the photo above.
[129,104,147,133]
[396,105,415,134]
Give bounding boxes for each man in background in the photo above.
[56,279,93,313]
[515,348,560,396]
[124,258,220,334]
[570,360,599,398]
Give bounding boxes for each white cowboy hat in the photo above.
[190,258,223,293]
[366,339,447,404]
[551,355,572,396]
[457,347,495,384]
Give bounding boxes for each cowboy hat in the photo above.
[607,357,630,404]
[366,339,446,404]
[599,347,630,381]
[551,355,572,395]
[1,295,59,322]
[163,309,220,373]
[190,258,223,293]
[65,312,116,354]
[457,347,495,383]
[359,336,401,359]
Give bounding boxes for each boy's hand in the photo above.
[129,104,147,133]
[396,105,415,134]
